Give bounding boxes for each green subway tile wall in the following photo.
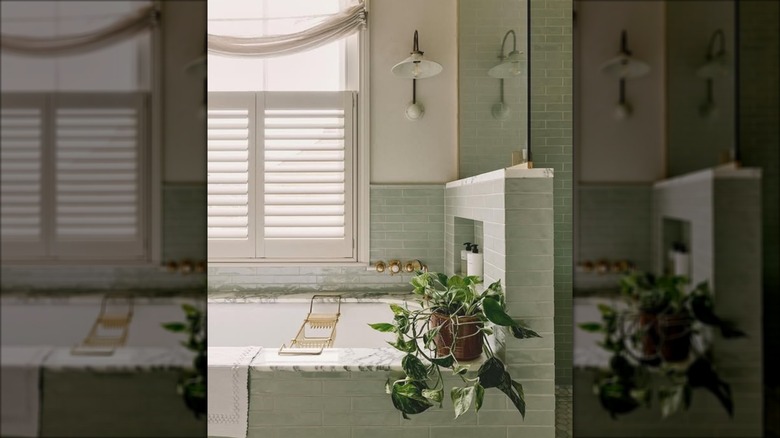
[738,0,780,390]
[530,0,574,386]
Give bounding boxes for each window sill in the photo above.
[207,260,369,268]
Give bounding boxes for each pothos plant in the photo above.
[162,303,206,419]
[369,272,541,419]
[578,272,745,419]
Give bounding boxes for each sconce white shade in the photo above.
[696,54,729,79]
[392,52,442,79]
[488,50,523,78]
[600,54,650,79]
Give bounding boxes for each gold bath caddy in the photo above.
[278,295,342,355]
[71,293,134,356]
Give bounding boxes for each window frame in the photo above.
[207,90,359,264]
[0,5,162,265]
[0,91,153,263]
[207,4,370,266]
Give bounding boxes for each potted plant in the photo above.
[162,303,207,418]
[370,272,541,419]
[578,272,745,418]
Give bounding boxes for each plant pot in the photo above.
[639,310,691,362]
[429,312,483,361]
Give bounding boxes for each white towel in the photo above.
[207,346,261,438]
[0,346,53,437]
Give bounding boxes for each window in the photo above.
[0,1,154,262]
[1,93,149,260]
[207,0,366,263]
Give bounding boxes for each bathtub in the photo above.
[0,294,205,437]
[209,298,400,351]
[208,294,560,437]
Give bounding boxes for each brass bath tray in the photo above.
[278,295,342,355]
[71,293,134,356]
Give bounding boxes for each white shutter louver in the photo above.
[0,96,46,258]
[207,94,255,258]
[262,92,354,259]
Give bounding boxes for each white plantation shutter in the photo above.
[207,91,356,260]
[50,94,147,259]
[0,95,47,258]
[262,92,354,259]
[0,93,148,261]
[207,93,256,258]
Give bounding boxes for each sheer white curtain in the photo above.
[0,5,157,56]
[208,2,366,59]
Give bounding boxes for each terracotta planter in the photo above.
[639,310,692,362]
[429,312,483,361]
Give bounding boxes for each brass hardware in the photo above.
[375,261,386,273]
[179,259,194,274]
[71,293,134,356]
[279,295,342,355]
[404,259,423,272]
[388,260,402,275]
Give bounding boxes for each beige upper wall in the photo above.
[162,1,206,183]
[666,1,735,177]
[369,0,459,184]
[576,1,666,183]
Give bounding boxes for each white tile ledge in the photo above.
[445,167,554,189]
[654,163,761,189]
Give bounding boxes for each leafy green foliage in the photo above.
[451,385,476,419]
[162,303,206,419]
[579,271,742,419]
[368,322,395,333]
[391,381,433,419]
[372,272,540,420]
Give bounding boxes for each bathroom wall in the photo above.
[530,0,574,386]
[369,0,458,184]
[575,1,665,183]
[162,0,206,184]
[738,0,780,393]
[666,1,735,177]
[444,171,556,436]
[575,184,652,290]
[247,369,556,438]
[458,0,529,178]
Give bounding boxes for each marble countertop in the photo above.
[249,347,487,373]
[207,290,416,304]
[1,346,195,371]
[1,292,204,305]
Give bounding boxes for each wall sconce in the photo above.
[391,30,442,121]
[488,29,524,120]
[697,29,728,120]
[600,30,650,120]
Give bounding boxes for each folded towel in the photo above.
[207,346,262,438]
[1,346,53,437]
